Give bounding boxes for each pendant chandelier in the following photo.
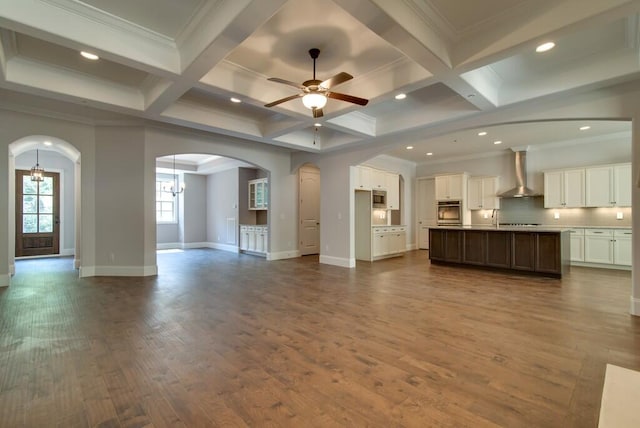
[30,149,45,182]
[162,155,185,197]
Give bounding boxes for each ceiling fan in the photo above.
[264,48,368,118]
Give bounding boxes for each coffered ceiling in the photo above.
[0,0,637,163]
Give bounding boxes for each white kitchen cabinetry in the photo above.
[385,172,400,210]
[239,225,268,255]
[585,163,631,207]
[568,228,585,262]
[543,169,585,208]
[353,166,372,190]
[613,229,632,266]
[435,173,467,201]
[584,229,614,264]
[248,178,268,210]
[372,226,406,259]
[467,176,499,210]
[371,169,386,190]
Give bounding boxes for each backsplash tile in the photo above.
[471,196,631,227]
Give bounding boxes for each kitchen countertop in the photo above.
[433,225,570,233]
[372,224,406,228]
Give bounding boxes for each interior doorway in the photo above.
[15,170,60,256]
[299,164,320,256]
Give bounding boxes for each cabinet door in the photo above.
[463,230,486,265]
[486,231,511,268]
[435,176,450,200]
[448,175,464,200]
[585,166,613,207]
[614,230,632,266]
[444,230,462,262]
[355,166,372,190]
[467,178,483,210]
[544,171,564,208]
[240,226,248,250]
[614,164,631,207]
[569,230,584,262]
[255,228,264,253]
[564,169,585,207]
[429,229,446,260]
[536,233,561,274]
[371,169,386,190]
[584,231,613,264]
[249,182,257,209]
[247,227,256,251]
[385,173,400,210]
[373,233,386,257]
[511,232,536,271]
[482,177,500,210]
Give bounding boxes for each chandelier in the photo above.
[30,149,45,182]
[162,155,185,197]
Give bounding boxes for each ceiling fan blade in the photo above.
[267,77,306,90]
[312,107,324,118]
[327,92,369,106]
[320,72,353,89]
[264,93,302,108]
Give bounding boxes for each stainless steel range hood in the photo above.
[499,150,540,198]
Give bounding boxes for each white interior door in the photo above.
[417,178,436,249]
[299,165,320,255]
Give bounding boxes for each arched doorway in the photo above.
[8,136,81,276]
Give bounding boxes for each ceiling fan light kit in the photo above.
[265,48,368,118]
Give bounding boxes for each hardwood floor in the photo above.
[1,250,639,427]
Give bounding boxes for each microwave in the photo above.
[372,190,387,208]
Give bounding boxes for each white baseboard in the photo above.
[79,265,158,277]
[183,242,209,249]
[319,255,355,268]
[208,242,239,253]
[571,261,631,271]
[157,242,182,250]
[74,258,81,269]
[9,263,15,275]
[0,273,10,287]
[60,248,75,256]
[406,243,417,251]
[268,250,300,261]
[631,296,640,316]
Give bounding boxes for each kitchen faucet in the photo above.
[491,209,499,228]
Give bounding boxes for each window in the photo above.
[156,174,178,223]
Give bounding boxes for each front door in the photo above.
[299,165,320,256]
[16,170,60,257]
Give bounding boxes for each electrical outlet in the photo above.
[617,212,624,220]
[553,212,560,219]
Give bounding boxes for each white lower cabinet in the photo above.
[613,229,632,266]
[372,226,406,259]
[569,228,585,262]
[578,228,631,268]
[239,225,268,255]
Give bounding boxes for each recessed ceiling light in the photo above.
[579,125,591,131]
[230,97,241,103]
[478,131,487,136]
[43,141,52,146]
[536,42,555,53]
[314,123,322,127]
[406,146,414,150]
[395,93,407,100]
[493,140,502,145]
[80,51,99,60]
[426,152,433,156]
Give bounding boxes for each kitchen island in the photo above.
[429,225,570,278]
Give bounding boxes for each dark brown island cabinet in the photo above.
[429,227,570,278]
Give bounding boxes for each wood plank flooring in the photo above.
[1,249,639,427]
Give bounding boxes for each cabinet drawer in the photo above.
[568,228,584,236]
[614,229,632,238]
[585,229,612,237]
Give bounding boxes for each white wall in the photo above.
[15,150,75,255]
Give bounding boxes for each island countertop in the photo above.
[432,224,570,233]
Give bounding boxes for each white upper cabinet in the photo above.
[467,176,499,210]
[248,178,268,210]
[353,166,372,190]
[385,172,400,210]
[370,169,387,190]
[585,163,631,207]
[435,173,466,201]
[544,169,585,208]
